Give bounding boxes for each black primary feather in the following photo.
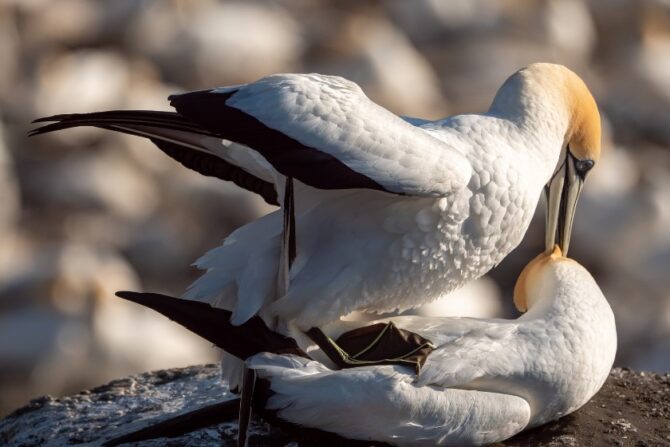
[115,291,306,360]
[30,111,279,205]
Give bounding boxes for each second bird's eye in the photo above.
[575,159,595,173]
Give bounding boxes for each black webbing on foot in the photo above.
[238,176,297,446]
[307,321,435,374]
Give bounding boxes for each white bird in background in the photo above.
[31,63,602,388]
[248,246,617,446]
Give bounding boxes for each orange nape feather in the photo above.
[513,245,564,312]
[564,71,602,163]
[518,63,602,163]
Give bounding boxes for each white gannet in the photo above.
[30,63,601,386]
[247,246,617,447]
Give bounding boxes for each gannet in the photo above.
[246,246,617,446]
[30,62,601,387]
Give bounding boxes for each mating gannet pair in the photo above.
[31,62,601,380]
[32,63,610,445]
[108,245,616,446]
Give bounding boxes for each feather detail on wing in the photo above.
[416,322,521,389]
[169,74,472,197]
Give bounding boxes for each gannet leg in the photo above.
[239,177,297,446]
[249,353,531,447]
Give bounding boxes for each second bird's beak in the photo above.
[545,152,586,256]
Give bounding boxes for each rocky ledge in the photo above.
[1,366,668,447]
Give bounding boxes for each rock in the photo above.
[0,366,667,446]
[500,368,670,447]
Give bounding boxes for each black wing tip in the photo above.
[32,113,76,124]
[32,116,53,124]
[168,88,232,106]
[29,114,69,136]
[115,290,137,299]
[28,123,64,137]
[114,290,148,307]
[115,290,165,305]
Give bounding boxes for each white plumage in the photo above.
[31,62,602,391]
[249,248,617,446]
[218,74,473,196]
[185,63,595,329]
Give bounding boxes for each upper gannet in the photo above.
[245,246,617,446]
[30,62,601,327]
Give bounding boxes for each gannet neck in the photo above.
[515,245,606,320]
[511,250,617,427]
[513,245,561,312]
[489,63,602,163]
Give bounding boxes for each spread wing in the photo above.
[31,74,471,203]
[169,73,472,197]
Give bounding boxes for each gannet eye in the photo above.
[575,159,595,174]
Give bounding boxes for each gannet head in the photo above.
[531,64,601,257]
[492,63,602,256]
[513,245,573,312]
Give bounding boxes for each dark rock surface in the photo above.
[501,368,670,447]
[1,365,668,447]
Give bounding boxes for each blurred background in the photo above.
[1,0,669,417]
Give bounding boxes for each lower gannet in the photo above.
[245,246,617,446]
